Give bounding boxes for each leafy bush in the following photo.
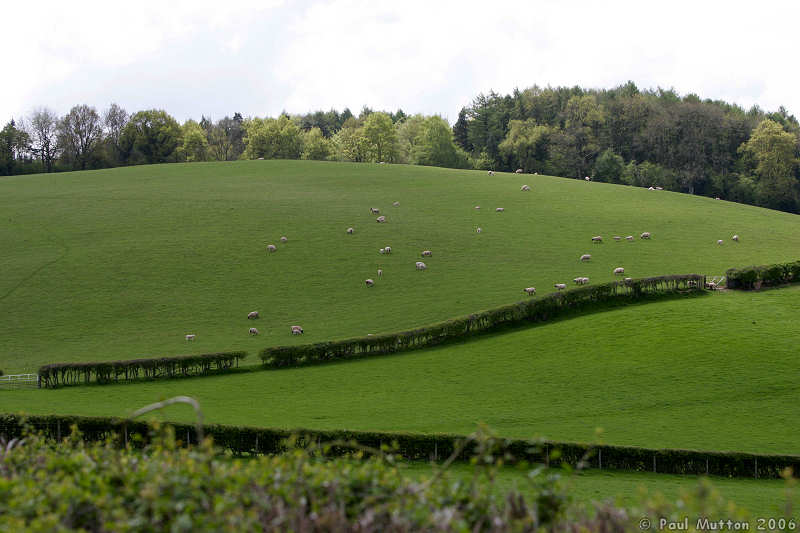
[261,275,705,370]
[38,351,247,389]
[726,260,800,290]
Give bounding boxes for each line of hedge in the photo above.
[38,351,247,389]
[260,274,706,369]
[0,413,795,479]
[726,260,800,290]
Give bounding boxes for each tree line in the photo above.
[2,81,799,213]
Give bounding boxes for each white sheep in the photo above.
[346,227,354,234]
[584,176,591,181]
[185,334,196,342]
[365,278,374,287]
[421,250,432,257]
[496,207,504,212]
[515,168,523,174]
[379,248,386,254]
[521,185,531,191]
[474,205,480,209]
[476,227,482,234]
[416,261,427,270]
[582,277,590,284]
[648,186,655,190]
[384,246,392,254]
[524,287,536,295]
[655,186,663,190]
[247,311,259,320]
[291,325,304,335]
[370,207,380,214]
[377,269,383,277]
[732,235,739,242]
[488,170,494,176]
[613,236,621,241]
[573,277,583,285]
[280,236,288,243]
[249,327,259,336]
[640,232,651,239]
[592,236,603,243]
[580,254,591,262]
[554,283,567,290]
[625,235,634,241]
[717,239,723,245]
[614,267,625,275]
[393,201,400,207]
[376,215,386,223]
[267,244,277,253]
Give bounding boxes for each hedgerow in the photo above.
[260,274,705,369]
[726,260,800,290]
[38,351,247,389]
[1,413,794,479]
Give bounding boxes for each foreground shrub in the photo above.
[0,422,759,532]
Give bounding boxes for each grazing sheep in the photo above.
[732,234,739,242]
[580,254,591,262]
[488,170,494,176]
[291,325,304,335]
[626,235,634,241]
[346,227,354,234]
[365,278,374,287]
[584,176,591,181]
[591,236,603,243]
[614,267,625,275]
[524,287,537,295]
[582,277,590,284]
[648,186,655,190]
[573,277,583,285]
[384,246,392,254]
[476,227,482,233]
[496,207,504,212]
[421,250,432,257]
[379,248,386,254]
[267,244,277,253]
[376,215,386,223]
[515,168,523,174]
[474,205,480,209]
[280,236,288,243]
[393,201,400,207]
[655,186,663,190]
[416,261,427,270]
[554,283,567,290]
[715,197,721,200]
[521,184,531,191]
[640,232,651,239]
[249,327,259,336]
[247,311,259,320]
[706,281,717,290]
[370,207,380,214]
[717,239,723,245]
[377,269,383,277]
[185,334,196,342]
[613,236,621,241]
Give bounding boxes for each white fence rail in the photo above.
[0,374,40,389]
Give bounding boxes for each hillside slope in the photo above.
[1,160,799,371]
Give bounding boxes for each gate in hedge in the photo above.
[0,374,40,390]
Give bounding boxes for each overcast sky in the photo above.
[3,0,798,126]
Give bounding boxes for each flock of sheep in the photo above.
[184,169,742,343]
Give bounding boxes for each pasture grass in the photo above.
[3,286,800,455]
[2,160,800,373]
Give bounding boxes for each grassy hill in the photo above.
[5,286,800,455]
[2,160,799,373]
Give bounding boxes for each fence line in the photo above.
[0,374,40,390]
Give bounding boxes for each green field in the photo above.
[2,160,800,373]
[4,286,800,455]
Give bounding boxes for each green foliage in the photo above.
[180,120,209,162]
[300,126,331,160]
[243,115,303,160]
[410,116,471,169]
[498,119,552,173]
[726,260,800,290]
[260,275,704,370]
[38,352,247,388]
[621,160,679,189]
[362,112,398,162]
[120,109,181,164]
[57,104,103,170]
[331,119,371,162]
[592,148,624,183]
[738,119,799,211]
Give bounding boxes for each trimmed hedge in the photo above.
[726,260,800,290]
[38,351,247,389]
[0,413,795,479]
[260,274,705,369]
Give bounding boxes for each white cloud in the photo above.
[2,0,799,126]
